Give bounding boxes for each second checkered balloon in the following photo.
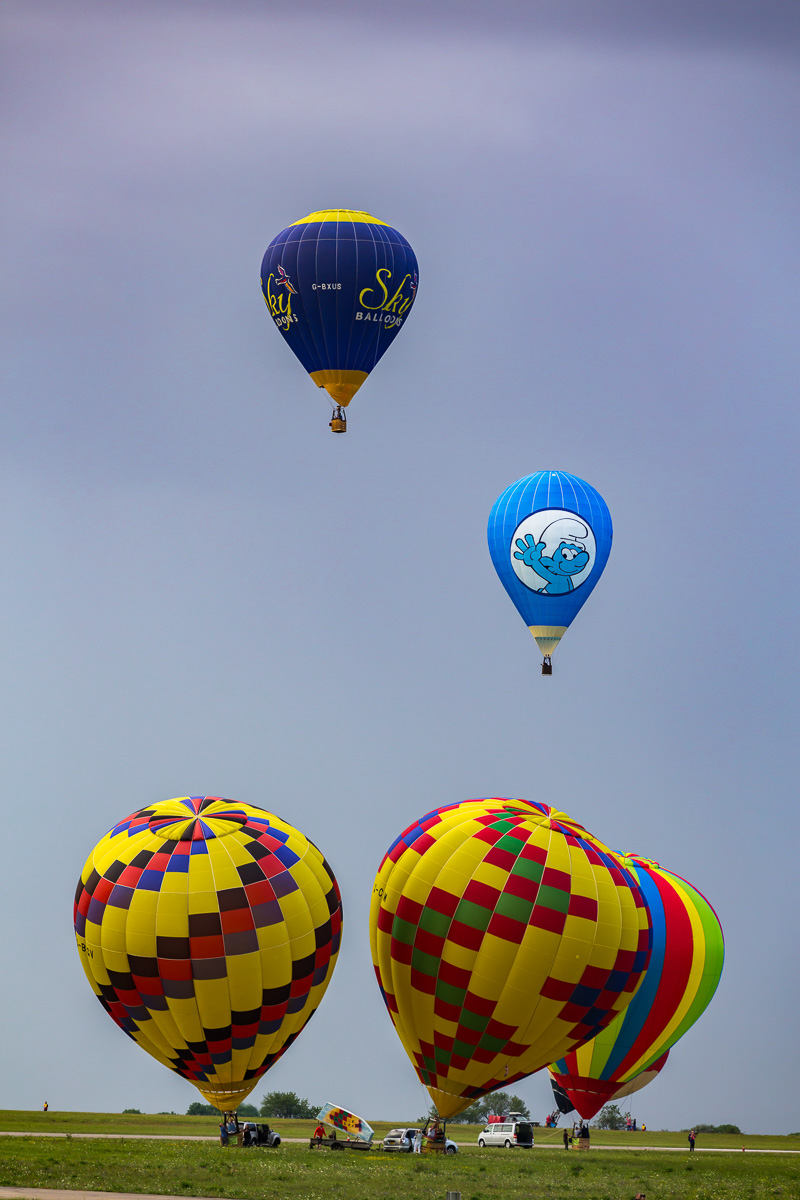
[74,797,342,1110]
[369,798,651,1119]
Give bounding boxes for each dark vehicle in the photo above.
[244,1122,280,1147]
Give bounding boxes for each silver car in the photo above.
[477,1120,534,1149]
[382,1127,458,1154]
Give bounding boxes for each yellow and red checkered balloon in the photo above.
[369,798,651,1119]
[75,797,342,1110]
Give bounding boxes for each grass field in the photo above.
[1,1135,799,1200]
[1,1110,798,1152]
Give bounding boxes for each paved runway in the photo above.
[0,1134,797,1154]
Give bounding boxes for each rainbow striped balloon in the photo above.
[549,854,724,1119]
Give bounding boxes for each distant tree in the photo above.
[448,1093,531,1124]
[259,1091,317,1119]
[186,1101,258,1117]
[447,1103,483,1125]
[122,1108,141,1115]
[692,1123,742,1135]
[596,1104,627,1130]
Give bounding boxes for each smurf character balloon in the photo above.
[487,471,612,673]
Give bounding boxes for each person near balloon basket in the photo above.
[225,1113,241,1147]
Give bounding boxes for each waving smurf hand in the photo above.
[514,534,546,568]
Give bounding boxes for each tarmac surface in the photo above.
[0,1133,798,1154]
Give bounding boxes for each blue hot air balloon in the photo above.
[487,471,612,673]
[261,209,418,432]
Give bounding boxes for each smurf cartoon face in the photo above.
[510,510,596,595]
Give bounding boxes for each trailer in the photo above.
[308,1134,371,1151]
[309,1101,374,1153]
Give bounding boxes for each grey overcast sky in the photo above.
[1,0,798,1134]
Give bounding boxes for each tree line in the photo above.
[595,1104,741,1133]
[187,1091,318,1119]
[187,1089,533,1124]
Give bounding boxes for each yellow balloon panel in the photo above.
[370,799,650,1119]
[74,797,343,1110]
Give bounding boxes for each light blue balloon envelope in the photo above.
[487,471,612,672]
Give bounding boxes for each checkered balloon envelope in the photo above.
[75,796,342,1109]
[369,798,651,1120]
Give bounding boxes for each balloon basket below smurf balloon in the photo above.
[530,625,564,674]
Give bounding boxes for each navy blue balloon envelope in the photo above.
[487,471,613,672]
[261,209,418,430]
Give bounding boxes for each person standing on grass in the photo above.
[414,1127,423,1154]
[219,1121,229,1147]
[688,1129,696,1151]
[563,1127,569,1150]
[43,1102,48,1112]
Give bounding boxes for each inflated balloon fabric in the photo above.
[549,854,723,1119]
[548,1051,669,1119]
[369,799,651,1119]
[487,471,612,659]
[261,209,418,408]
[75,797,342,1110]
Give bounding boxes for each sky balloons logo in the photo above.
[74,796,343,1111]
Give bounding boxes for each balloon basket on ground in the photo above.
[418,1120,453,1154]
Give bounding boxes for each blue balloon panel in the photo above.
[487,471,612,658]
[261,209,418,409]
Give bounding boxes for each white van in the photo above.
[478,1118,534,1149]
